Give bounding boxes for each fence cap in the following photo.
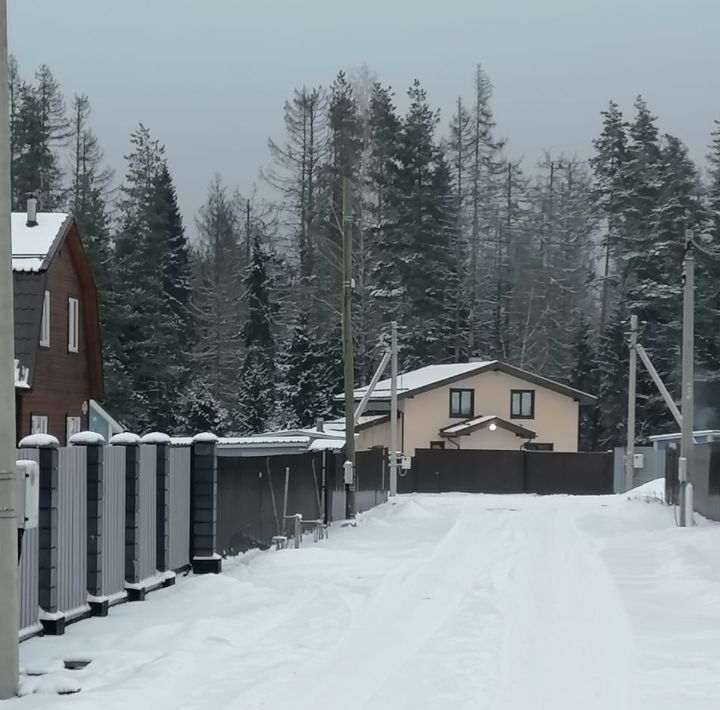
[193,432,218,444]
[109,432,141,446]
[140,432,171,445]
[19,433,60,449]
[69,431,106,446]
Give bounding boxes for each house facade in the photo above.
[12,203,104,444]
[342,361,596,455]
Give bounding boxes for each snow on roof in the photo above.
[309,438,345,451]
[217,436,310,448]
[346,362,495,401]
[14,359,29,389]
[441,415,498,436]
[11,212,69,272]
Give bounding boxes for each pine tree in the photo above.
[236,231,277,433]
[571,314,601,450]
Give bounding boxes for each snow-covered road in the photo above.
[10,485,720,709]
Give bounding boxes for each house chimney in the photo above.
[26,194,38,227]
[315,417,324,432]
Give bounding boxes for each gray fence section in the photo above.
[168,446,191,570]
[138,445,158,582]
[57,447,88,615]
[613,447,667,492]
[103,446,127,597]
[17,449,40,637]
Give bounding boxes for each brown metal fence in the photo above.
[399,449,613,496]
[666,442,720,521]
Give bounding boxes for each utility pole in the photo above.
[389,321,398,497]
[342,177,355,519]
[625,314,638,493]
[679,232,695,527]
[0,0,19,697]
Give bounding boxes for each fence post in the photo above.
[140,433,173,587]
[19,434,61,635]
[69,432,107,616]
[110,433,144,600]
[190,433,221,574]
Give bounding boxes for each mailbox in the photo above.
[16,460,39,529]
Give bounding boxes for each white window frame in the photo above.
[31,415,48,435]
[68,297,79,353]
[66,415,82,442]
[40,290,50,347]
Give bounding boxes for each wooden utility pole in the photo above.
[342,177,355,519]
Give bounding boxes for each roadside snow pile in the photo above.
[626,477,666,503]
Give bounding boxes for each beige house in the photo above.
[339,361,596,455]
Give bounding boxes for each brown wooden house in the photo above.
[12,200,104,444]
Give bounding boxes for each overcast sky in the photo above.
[8,0,720,232]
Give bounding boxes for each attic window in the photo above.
[40,290,50,347]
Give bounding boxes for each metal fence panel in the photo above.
[138,445,157,581]
[103,445,126,597]
[168,446,191,570]
[57,446,88,614]
[16,449,40,637]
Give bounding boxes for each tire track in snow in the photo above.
[246,498,524,710]
[490,502,637,710]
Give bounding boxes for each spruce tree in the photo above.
[12,65,71,209]
[590,101,628,333]
[237,231,277,433]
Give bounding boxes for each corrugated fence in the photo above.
[16,436,197,638]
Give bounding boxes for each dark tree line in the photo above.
[11,57,720,445]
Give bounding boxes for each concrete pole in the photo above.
[625,314,638,493]
[389,321,398,497]
[679,233,695,527]
[342,177,355,519]
[0,0,20,697]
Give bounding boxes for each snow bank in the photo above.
[626,477,666,502]
[19,434,59,448]
[140,432,171,444]
[69,431,106,446]
[109,432,141,445]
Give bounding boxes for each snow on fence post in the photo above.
[19,434,63,635]
[140,433,175,587]
[69,431,107,616]
[190,433,221,574]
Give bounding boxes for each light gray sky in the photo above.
[9,0,720,232]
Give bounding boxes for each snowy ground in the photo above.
[8,481,720,709]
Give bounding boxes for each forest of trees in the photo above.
[10,58,720,448]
